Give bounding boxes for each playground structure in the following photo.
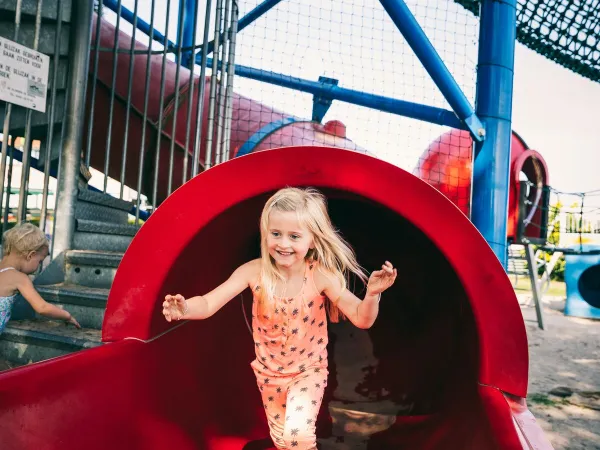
[1,146,552,448]
[416,128,553,329]
[84,15,365,206]
[1,0,599,448]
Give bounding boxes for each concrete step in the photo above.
[79,189,135,212]
[64,250,124,289]
[76,189,133,225]
[36,283,109,329]
[0,319,102,367]
[74,219,140,253]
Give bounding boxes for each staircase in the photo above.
[0,184,140,368]
[0,1,143,368]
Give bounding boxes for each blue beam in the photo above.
[102,0,175,50]
[237,0,284,33]
[379,0,484,141]
[195,0,284,59]
[207,58,466,129]
[178,0,197,65]
[471,0,518,268]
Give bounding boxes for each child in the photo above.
[162,187,396,450]
[0,223,81,334]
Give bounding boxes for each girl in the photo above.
[162,187,396,450]
[0,223,81,334]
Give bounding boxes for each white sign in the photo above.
[0,36,49,113]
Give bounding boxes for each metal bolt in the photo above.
[478,128,486,137]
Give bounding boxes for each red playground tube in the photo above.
[414,129,550,243]
[0,146,553,449]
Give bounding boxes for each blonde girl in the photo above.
[163,187,396,449]
[0,223,81,334]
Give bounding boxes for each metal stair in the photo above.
[0,0,144,368]
[0,186,140,367]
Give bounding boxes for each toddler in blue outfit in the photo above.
[0,223,80,334]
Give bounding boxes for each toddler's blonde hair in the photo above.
[2,223,49,256]
[257,187,367,322]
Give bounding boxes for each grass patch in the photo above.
[513,278,566,297]
[528,393,569,407]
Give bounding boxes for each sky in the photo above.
[512,45,600,195]
[101,0,599,198]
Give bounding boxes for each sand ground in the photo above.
[518,293,600,450]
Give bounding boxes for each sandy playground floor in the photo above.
[519,293,600,450]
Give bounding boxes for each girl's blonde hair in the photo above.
[2,223,49,256]
[257,187,367,322]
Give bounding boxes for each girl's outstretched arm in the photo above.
[15,272,81,328]
[317,261,397,329]
[163,259,260,322]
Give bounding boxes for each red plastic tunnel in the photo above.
[414,130,550,243]
[0,146,553,449]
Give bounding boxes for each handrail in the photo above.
[0,142,150,222]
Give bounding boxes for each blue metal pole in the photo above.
[472,0,518,268]
[208,59,466,129]
[178,0,197,65]
[103,0,175,49]
[379,0,484,141]
[194,0,283,57]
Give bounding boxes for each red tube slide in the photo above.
[0,147,553,449]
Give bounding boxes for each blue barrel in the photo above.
[564,245,600,319]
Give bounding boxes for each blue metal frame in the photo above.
[379,0,483,142]
[104,1,466,129]
[104,0,517,259]
[471,0,518,268]
[103,0,175,50]
[179,0,197,66]
[237,0,284,34]
[194,0,284,58]
[208,58,465,129]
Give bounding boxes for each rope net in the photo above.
[455,0,600,82]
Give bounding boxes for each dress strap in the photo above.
[0,267,16,273]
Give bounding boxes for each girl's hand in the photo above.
[67,315,81,329]
[163,294,188,322]
[366,261,397,296]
